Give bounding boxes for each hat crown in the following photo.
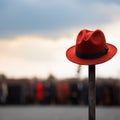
[76,29,106,54]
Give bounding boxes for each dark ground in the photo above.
[0,106,120,120]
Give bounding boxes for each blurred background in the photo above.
[0,0,120,120]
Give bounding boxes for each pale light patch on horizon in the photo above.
[0,34,77,79]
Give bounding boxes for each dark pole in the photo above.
[88,65,96,120]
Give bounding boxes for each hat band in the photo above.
[76,46,108,59]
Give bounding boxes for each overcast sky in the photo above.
[0,0,120,38]
[0,0,120,79]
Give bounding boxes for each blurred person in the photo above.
[21,83,30,105]
[96,84,104,105]
[117,83,120,105]
[44,82,50,104]
[103,85,111,106]
[36,82,45,104]
[56,82,65,104]
[80,83,88,105]
[70,82,79,105]
[0,76,8,105]
[62,82,70,104]
[77,82,84,105]
[44,82,54,104]
[112,82,119,106]
[7,84,22,104]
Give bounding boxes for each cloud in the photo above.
[0,0,120,38]
[0,19,120,79]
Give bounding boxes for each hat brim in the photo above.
[66,43,117,65]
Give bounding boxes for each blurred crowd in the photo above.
[0,74,120,106]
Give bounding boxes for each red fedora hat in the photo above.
[66,29,117,65]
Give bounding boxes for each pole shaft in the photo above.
[89,65,96,120]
